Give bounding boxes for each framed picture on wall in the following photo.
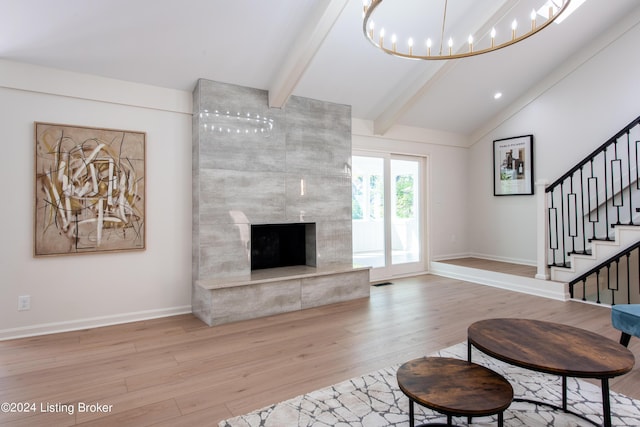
[493,135,534,196]
[34,122,146,256]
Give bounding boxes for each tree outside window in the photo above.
[369,175,384,219]
[352,175,363,220]
[395,175,414,219]
[351,173,384,220]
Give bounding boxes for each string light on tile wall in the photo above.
[199,110,274,137]
[362,0,572,60]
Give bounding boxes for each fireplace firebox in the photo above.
[250,223,316,271]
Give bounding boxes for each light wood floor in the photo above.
[1,273,639,426]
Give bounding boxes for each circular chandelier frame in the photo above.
[362,0,572,60]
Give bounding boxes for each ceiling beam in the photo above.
[268,0,349,109]
[372,0,520,135]
[372,61,454,136]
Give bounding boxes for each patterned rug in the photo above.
[219,342,640,426]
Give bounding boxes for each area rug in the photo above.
[219,342,640,426]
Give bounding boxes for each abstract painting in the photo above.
[34,122,146,256]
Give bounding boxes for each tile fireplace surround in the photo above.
[192,79,370,326]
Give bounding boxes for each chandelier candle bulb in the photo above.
[512,19,518,39]
[468,35,473,52]
[408,38,413,56]
[531,9,537,29]
[448,37,453,56]
[491,28,496,48]
[426,38,432,56]
[391,34,397,52]
[379,28,384,47]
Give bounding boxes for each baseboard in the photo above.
[369,269,430,283]
[430,261,569,301]
[431,252,471,262]
[0,306,193,341]
[465,253,537,267]
[432,253,536,267]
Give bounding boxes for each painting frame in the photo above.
[493,135,534,196]
[34,122,146,256]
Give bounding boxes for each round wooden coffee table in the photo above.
[468,318,635,427]
[397,357,513,427]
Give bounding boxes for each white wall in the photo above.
[468,12,640,265]
[0,61,193,339]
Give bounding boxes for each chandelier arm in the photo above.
[362,0,572,60]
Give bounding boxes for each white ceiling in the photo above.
[2,0,639,142]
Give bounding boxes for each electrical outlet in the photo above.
[18,295,30,311]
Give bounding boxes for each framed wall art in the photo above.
[493,135,534,196]
[34,122,146,256]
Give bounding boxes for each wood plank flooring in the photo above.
[1,273,639,426]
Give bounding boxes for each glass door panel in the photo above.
[352,156,385,268]
[391,158,420,265]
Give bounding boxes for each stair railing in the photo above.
[545,116,640,269]
[569,240,640,305]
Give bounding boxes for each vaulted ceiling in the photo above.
[2,0,639,145]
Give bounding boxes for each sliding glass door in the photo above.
[352,152,425,280]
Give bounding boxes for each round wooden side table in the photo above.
[397,357,513,427]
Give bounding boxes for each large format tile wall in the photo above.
[192,79,354,284]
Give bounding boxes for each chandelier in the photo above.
[362,0,572,60]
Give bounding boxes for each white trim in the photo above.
[432,253,536,267]
[430,261,569,301]
[431,253,473,262]
[0,59,193,114]
[369,270,431,283]
[0,306,192,341]
[536,180,551,280]
[466,253,536,267]
[352,118,468,148]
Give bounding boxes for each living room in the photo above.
[2,1,640,425]
[0,0,638,340]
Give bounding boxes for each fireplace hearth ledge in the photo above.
[192,265,371,326]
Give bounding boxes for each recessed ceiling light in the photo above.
[494,92,503,100]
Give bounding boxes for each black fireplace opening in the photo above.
[251,223,315,271]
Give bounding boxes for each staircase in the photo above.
[550,225,640,283]
[432,117,640,304]
[545,115,640,303]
